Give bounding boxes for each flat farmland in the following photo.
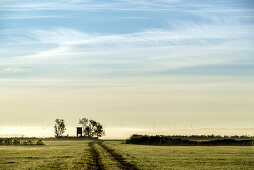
[0,140,91,169]
[0,139,254,169]
[104,141,254,169]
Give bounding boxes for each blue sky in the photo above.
[0,0,254,137]
[1,0,254,79]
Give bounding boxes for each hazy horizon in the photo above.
[1,0,254,138]
[1,126,254,139]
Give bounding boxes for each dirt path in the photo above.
[98,141,139,170]
[88,141,105,170]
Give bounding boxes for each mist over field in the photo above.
[1,126,254,139]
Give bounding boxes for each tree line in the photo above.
[0,138,44,145]
[126,134,254,146]
[54,117,105,138]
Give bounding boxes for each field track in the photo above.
[88,140,139,170]
[88,141,105,170]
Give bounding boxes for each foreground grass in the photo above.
[104,141,254,169]
[1,139,254,169]
[0,140,91,170]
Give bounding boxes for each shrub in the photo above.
[12,138,21,145]
[22,140,28,145]
[36,140,44,145]
[0,138,45,146]
[22,140,34,145]
[27,140,33,145]
[4,138,12,145]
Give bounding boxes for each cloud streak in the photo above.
[1,0,254,79]
[13,19,254,49]
[1,0,253,14]
[0,0,254,132]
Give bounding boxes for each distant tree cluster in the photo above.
[79,118,105,138]
[54,117,105,138]
[0,138,44,145]
[126,134,254,146]
[157,135,252,140]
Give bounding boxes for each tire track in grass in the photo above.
[88,141,105,170]
[93,143,121,170]
[98,141,139,170]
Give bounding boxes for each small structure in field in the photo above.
[76,127,82,137]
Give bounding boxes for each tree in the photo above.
[94,122,105,138]
[89,119,97,137]
[79,117,88,136]
[85,126,92,137]
[78,118,105,138]
[54,119,66,137]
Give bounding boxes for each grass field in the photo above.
[0,140,91,169]
[104,141,254,169]
[0,139,254,169]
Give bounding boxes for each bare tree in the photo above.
[54,119,66,137]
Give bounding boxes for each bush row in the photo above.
[0,138,44,145]
[126,134,254,146]
[167,135,251,140]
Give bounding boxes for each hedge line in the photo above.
[0,138,44,146]
[126,134,253,146]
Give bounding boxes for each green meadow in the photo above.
[0,139,254,169]
[0,140,90,169]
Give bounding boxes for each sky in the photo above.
[0,0,254,138]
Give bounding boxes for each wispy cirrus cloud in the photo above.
[1,0,252,13]
[13,20,254,49]
[1,19,253,78]
[1,0,254,132]
[1,0,254,79]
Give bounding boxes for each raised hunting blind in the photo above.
[76,127,82,137]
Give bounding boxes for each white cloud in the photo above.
[28,21,252,48]
[2,67,24,73]
[1,0,250,13]
[1,8,254,79]
[1,19,253,77]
